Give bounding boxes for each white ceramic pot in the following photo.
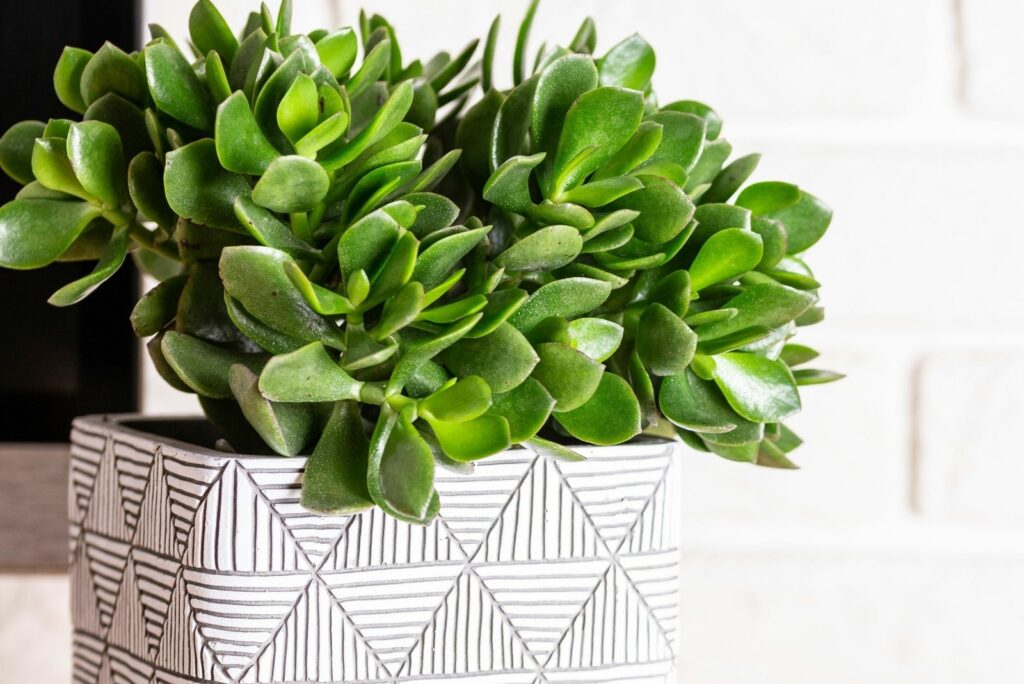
[69,414,680,683]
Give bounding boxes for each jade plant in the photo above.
[0,0,840,524]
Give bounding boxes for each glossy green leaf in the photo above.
[316,28,359,78]
[554,372,641,445]
[636,303,697,376]
[701,153,760,205]
[164,139,250,230]
[532,342,604,412]
[751,216,788,270]
[276,73,318,145]
[224,292,305,354]
[301,400,373,514]
[411,226,490,290]
[430,39,479,92]
[644,111,706,173]
[337,211,400,279]
[598,34,655,91]
[513,0,540,85]
[610,174,693,244]
[455,88,505,186]
[31,138,90,200]
[792,368,845,386]
[229,364,314,456]
[488,377,555,442]
[215,91,279,174]
[233,195,322,261]
[420,375,492,423]
[81,42,146,107]
[763,190,833,254]
[696,282,816,342]
[53,48,92,114]
[496,224,582,271]
[375,281,424,338]
[189,0,239,63]
[320,80,413,171]
[712,352,801,422]
[663,100,722,140]
[131,274,187,336]
[659,369,740,433]
[345,38,391,101]
[592,121,662,181]
[443,322,539,393]
[48,223,129,306]
[696,325,772,356]
[531,55,598,158]
[689,227,764,291]
[566,317,622,362]
[387,314,482,394]
[509,277,612,334]
[204,50,231,104]
[0,199,100,269]
[252,155,329,213]
[430,414,510,462]
[295,112,348,158]
[144,43,213,130]
[736,181,800,215]
[780,343,819,367]
[161,331,266,399]
[685,138,732,193]
[259,342,363,402]
[560,175,643,207]
[580,223,633,253]
[0,121,45,184]
[481,14,500,91]
[406,192,458,237]
[66,121,126,207]
[368,406,436,520]
[418,294,486,324]
[483,152,544,213]
[466,288,529,338]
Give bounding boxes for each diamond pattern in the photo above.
[70,416,680,683]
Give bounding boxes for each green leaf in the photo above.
[491,73,537,169]
[488,377,555,442]
[496,224,582,271]
[259,342,363,402]
[751,216,788,270]
[443,322,539,393]
[189,0,239,63]
[659,369,740,433]
[418,294,487,324]
[204,50,231,104]
[420,376,492,422]
[220,246,345,348]
[685,138,732,192]
[663,100,723,140]
[429,414,511,462]
[689,227,764,291]
[763,191,833,254]
[531,342,604,411]
[214,91,280,174]
[316,28,359,78]
[295,112,349,158]
[406,192,458,237]
[780,343,819,367]
[531,54,598,159]
[368,406,436,520]
[610,174,694,243]
[736,181,800,215]
[482,15,500,92]
[580,223,633,253]
[598,34,655,91]
[164,139,250,230]
[66,121,126,207]
[712,352,801,422]
[276,73,318,145]
[644,111,706,173]
[566,317,623,362]
[792,369,845,386]
[131,274,187,336]
[592,121,662,181]
[551,87,644,193]
[696,282,816,342]
[53,48,92,114]
[649,269,691,317]
[375,281,424,337]
[483,152,544,213]
[144,43,213,130]
[455,88,506,186]
[636,303,697,376]
[81,42,146,108]
[430,39,479,92]
[560,175,643,207]
[0,199,100,269]
[31,139,90,200]
[229,364,314,456]
[233,195,322,261]
[513,0,540,85]
[301,400,373,514]
[345,39,391,101]
[701,153,760,204]
[554,372,641,445]
[252,155,330,213]
[320,80,414,171]
[696,326,772,356]
[337,210,400,279]
[388,314,482,394]
[509,277,612,335]
[467,288,529,338]
[0,121,45,184]
[161,331,266,399]
[411,226,490,290]
[48,223,129,306]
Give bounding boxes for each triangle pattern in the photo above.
[617,461,677,557]
[184,568,310,680]
[107,645,155,683]
[554,447,672,552]
[83,532,131,633]
[107,553,149,659]
[155,569,223,681]
[319,506,461,573]
[321,561,465,675]
[131,549,182,658]
[236,578,390,683]
[473,457,605,564]
[71,541,104,636]
[542,564,674,671]
[434,452,539,559]
[112,440,156,539]
[71,629,105,682]
[475,559,611,665]
[399,569,535,678]
[180,462,312,572]
[616,551,679,653]
[96,653,113,683]
[161,449,228,557]
[84,446,131,542]
[132,449,179,558]
[69,426,105,524]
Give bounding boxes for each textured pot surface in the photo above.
[70,414,680,683]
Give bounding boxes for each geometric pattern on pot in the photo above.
[69,415,680,683]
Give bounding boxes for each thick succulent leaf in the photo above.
[418,294,487,324]
[220,246,345,348]
[488,377,555,442]
[636,303,697,376]
[663,100,723,140]
[411,226,490,290]
[643,111,706,174]
[701,153,760,205]
[648,269,691,317]
[531,55,598,159]
[144,43,213,130]
[233,196,320,261]
[697,282,816,342]
[696,325,773,356]
[224,292,306,354]
[780,343,819,367]
[204,50,231,104]
[81,42,146,108]
[161,331,266,398]
[251,155,329,213]
[375,281,425,338]
[592,121,663,181]
[610,174,694,244]
[215,91,279,174]
[580,223,633,253]
[0,121,45,184]
[689,227,764,291]
[430,38,479,92]
[598,34,655,91]
[419,375,492,423]
[467,288,529,338]
[229,364,314,456]
[763,191,833,254]
[406,192,458,237]
[276,74,318,145]
[0,199,100,269]
[509,277,612,334]
[532,342,604,411]
[793,368,845,386]
[560,175,642,207]
[551,87,644,193]
[566,317,623,362]
[751,216,788,270]
[736,181,800,215]
[712,352,801,423]
[430,415,511,462]
[367,406,436,520]
[455,88,506,186]
[131,273,187,336]
[53,47,93,114]
[443,322,539,393]
[259,342,363,402]
[342,160,421,224]
[526,199,594,229]
[295,112,349,158]
[48,223,129,306]
[554,372,641,445]
[704,439,759,463]
[126,152,174,231]
[189,0,239,63]
[320,81,414,171]
[31,139,90,200]
[513,0,540,85]
[316,28,359,78]
[337,210,401,279]
[483,152,544,213]
[659,369,741,433]
[496,224,582,271]
[164,139,250,230]
[685,138,732,192]
[66,121,126,207]
[345,39,391,101]
[387,313,482,394]
[301,400,373,514]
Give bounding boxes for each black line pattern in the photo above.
[70,416,680,683]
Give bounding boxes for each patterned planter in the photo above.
[70,414,680,683]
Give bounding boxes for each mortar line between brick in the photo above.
[952,0,969,106]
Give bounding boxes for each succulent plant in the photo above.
[0,0,840,524]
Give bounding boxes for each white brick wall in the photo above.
[105,2,1024,682]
